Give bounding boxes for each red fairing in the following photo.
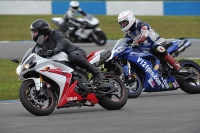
[86,93,98,104]
[57,80,81,107]
[87,50,99,61]
[44,68,73,99]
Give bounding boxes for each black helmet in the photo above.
[30,19,50,42]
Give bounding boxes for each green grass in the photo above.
[0,15,200,41]
[1,59,200,100]
[0,60,21,100]
[0,15,200,100]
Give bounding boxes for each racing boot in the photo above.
[93,72,104,85]
[163,54,181,72]
[79,61,104,85]
[68,51,104,86]
[87,66,104,85]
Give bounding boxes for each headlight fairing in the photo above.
[21,54,36,72]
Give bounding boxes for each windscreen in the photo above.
[21,48,34,64]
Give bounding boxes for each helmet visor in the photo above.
[30,29,38,39]
[119,20,129,29]
[72,6,79,10]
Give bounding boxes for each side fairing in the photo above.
[36,65,72,101]
[128,56,179,91]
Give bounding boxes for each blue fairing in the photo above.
[167,43,178,54]
[112,38,180,92]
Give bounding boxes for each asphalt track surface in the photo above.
[0,39,200,59]
[0,40,200,133]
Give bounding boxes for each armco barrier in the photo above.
[0,1,199,16]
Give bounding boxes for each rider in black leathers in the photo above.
[30,19,104,85]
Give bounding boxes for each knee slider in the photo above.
[156,46,166,53]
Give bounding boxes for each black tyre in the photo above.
[108,67,143,98]
[119,73,143,98]
[19,80,56,116]
[97,72,128,110]
[93,31,107,46]
[178,60,200,94]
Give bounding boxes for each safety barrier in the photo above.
[0,1,199,15]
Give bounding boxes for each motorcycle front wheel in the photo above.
[19,80,56,116]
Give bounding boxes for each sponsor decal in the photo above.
[130,52,145,56]
[168,82,173,88]
[154,64,159,70]
[137,57,168,89]
[161,77,169,89]
[67,97,77,101]
[148,78,156,88]
[157,46,165,52]
[172,81,179,88]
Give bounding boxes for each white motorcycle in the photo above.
[11,35,127,116]
[51,14,107,46]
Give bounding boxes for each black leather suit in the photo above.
[33,30,99,75]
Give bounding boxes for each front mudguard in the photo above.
[22,78,40,91]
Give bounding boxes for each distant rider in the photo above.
[30,19,104,85]
[118,10,181,72]
[59,1,87,33]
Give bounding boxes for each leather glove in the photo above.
[43,49,60,57]
[135,36,146,45]
[36,50,44,57]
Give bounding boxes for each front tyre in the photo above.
[19,80,56,116]
[98,72,128,110]
[178,60,200,94]
[120,73,143,98]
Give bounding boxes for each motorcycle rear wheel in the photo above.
[92,31,107,46]
[178,60,200,94]
[97,72,128,110]
[19,80,56,116]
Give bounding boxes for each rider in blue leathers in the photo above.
[118,10,181,72]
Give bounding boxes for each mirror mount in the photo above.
[37,35,45,45]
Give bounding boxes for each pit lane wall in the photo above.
[0,1,200,16]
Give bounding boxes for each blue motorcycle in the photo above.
[102,38,200,98]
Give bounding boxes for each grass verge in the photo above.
[0,59,200,100]
[0,15,200,41]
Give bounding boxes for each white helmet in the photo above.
[70,1,80,9]
[118,10,136,32]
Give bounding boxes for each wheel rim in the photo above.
[186,67,200,86]
[25,83,54,110]
[120,74,141,94]
[101,74,125,102]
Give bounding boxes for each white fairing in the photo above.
[74,14,100,38]
[16,50,105,101]
[51,17,64,25]
[35,66,68,101]
[17,52,73,101]
[49,52,69,61]
[89,50,105,64]
[75,29,93,38]
[77,15,99,26]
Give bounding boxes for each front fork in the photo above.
[38,74,50,98]
[124,61,137,84]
